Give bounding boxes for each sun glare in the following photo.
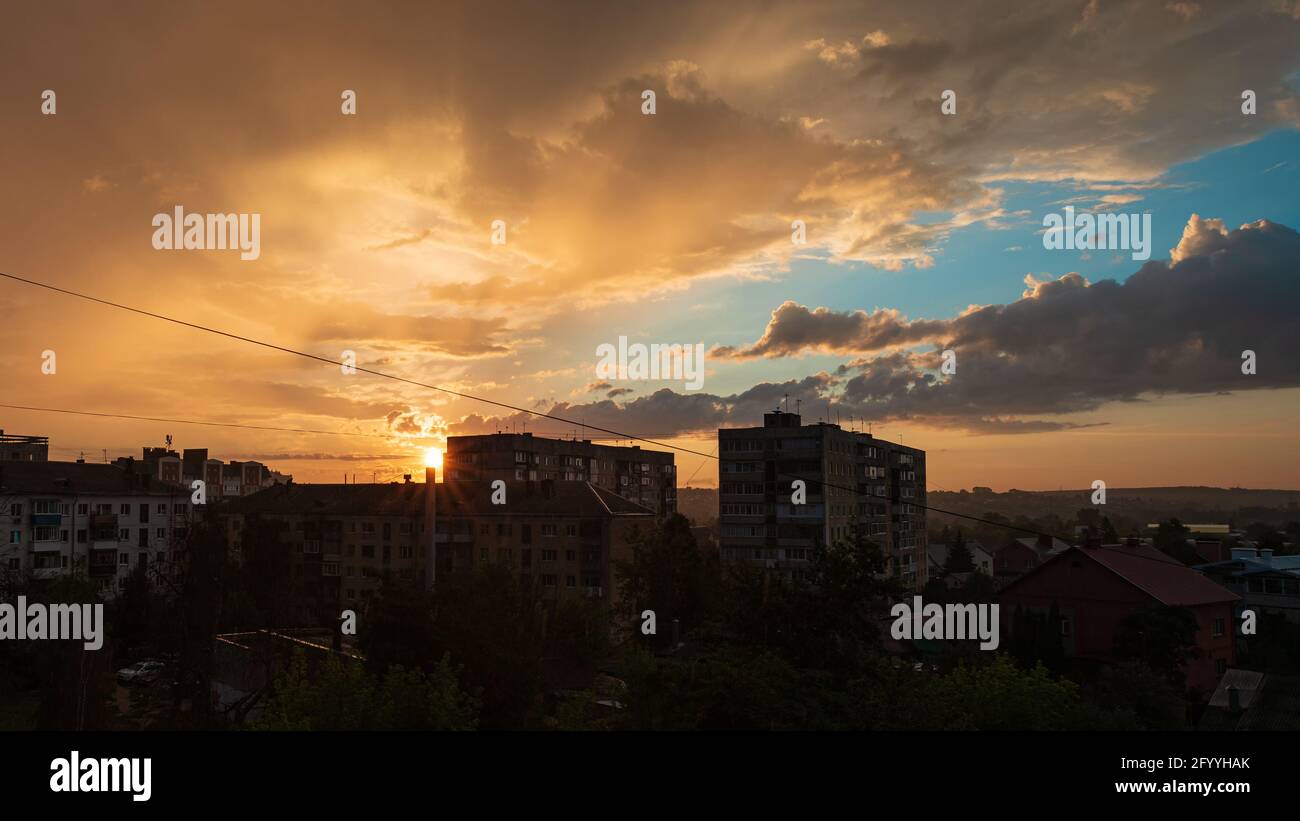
[425,447,443,470]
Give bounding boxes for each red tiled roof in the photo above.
[1084,544,1238,606]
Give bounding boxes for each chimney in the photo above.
[1260,548,1274,565]
[423,467,437,590]
[403,474,412,484]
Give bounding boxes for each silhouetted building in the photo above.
[718,410,926,585]
[218,469,654,625]
[0,430,49,462]
[446,432,676,515]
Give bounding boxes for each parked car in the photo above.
[117,660,165,685]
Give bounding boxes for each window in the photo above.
[8,531,20,545]
[480,548,489,561]
[1216,658,1227,676]
[174,504,185,514]
[78,503,89,515]
[399,545,412,559]
[565,523,577,537]
[497,523,512,537]
[76,529,86,544]
[119,552,130,565]
[37,524,61,540]
[542,523,557,537]
[346,566,355,577]
[383,523,392,540]
[361,522,375,534]
[118,528,130,541]
[1060,616,1072,637]
[542,549,557,561]
[1213,618,1225,637]
[382,545,392,564]
[346,544,355,556]
[566,575,576,588]
[542,574,557,587]
[120,503,131,515]
[8,504,21,516]
[361,545,375,558]
[156,528,166,538]
[346,589,356,600]
[565,549,576,561]
[399,522,411,535]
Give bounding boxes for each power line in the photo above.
[0,272,718,460]
[1,271,1127,553]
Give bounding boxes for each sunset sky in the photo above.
[1,0,1298,490]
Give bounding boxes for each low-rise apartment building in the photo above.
[218,470,655,626]
[0,460,195,595]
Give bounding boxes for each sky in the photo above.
[1,0,1298,490]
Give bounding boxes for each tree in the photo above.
[1113,604,1200,688]
[256,649,476,730]
[613,513,718,649]
[943,535,975,575]
[1153,519,1199,565]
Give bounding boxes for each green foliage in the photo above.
[613,514,718,648]
[1113,604,1200,687]
[255,649,477,731]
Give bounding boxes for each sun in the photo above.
[424,447,443,470]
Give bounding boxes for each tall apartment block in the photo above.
[445,433,676,515]
[718,410,927,586]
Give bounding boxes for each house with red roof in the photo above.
[998,542,1239,697]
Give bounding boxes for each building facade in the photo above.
[219,471,655,626]
[999,543,1238,697]
[718,410,927,586]
[445,432,676,515]
[0,460,195,596]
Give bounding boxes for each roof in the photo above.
[223,482,426,516]
[437,480,654,517]
[0,460,187,496]
[1002,544,1239,607]
[928,541,991,567]
[1200,670,1300,731]
[221,479,655,519]
[1014,536,1072,555]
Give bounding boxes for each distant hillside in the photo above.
[929,486,1300,530]
[676,487,717,525]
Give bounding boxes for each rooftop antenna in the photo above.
[102,449,108,464]
[795,398,802,417]
[165,434,173,448]
[783,392,789,412]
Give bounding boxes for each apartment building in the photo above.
[434,478,655,609]
[114,447,290,500]
[445,432,676,515]
[718,410,927,586]
[218,470,654,626]
[0,430,49,462]
[0,460,195,596]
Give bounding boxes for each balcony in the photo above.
[89,514,117,528]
